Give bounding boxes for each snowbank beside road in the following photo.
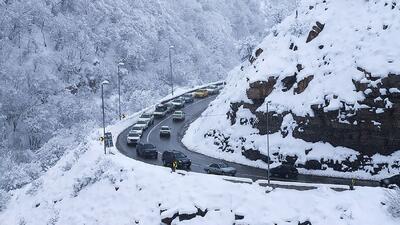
[0,112,399,225]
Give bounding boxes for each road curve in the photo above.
[116,94,379,187]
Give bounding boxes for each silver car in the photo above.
[172,111,185,121]
[159,126,171,137]
[171,98,185,108]
[205,85,220,95]
[126,132,141,145]
[130,125,144,136]
[136,120,149,130]
[204,163,236,176]
[138,113,154,126]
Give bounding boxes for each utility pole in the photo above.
[117,62,124,120]
[169,45,174,96]
[101,80,110,155]
[266,101,270,185]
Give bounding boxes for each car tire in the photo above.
[136,149,140,157]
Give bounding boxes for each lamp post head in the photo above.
[169,45,174,49]
[118,62,125,66]
[101,80,110,86]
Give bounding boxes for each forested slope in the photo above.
[0,0,297,194]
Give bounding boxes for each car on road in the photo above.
[130,124,145,136]
[159,126,171,137]
[162,150,191,169]
[204,163,236,176]
[126,132,141,145]
[136,120,149,130]
[171,98,185,109]
[182,93,194,103]
[164,101,176,112]
[136,143,158,159]
[205,85,220,95]
[380,174,400,188]
[172,111,185,121]
[194,89,208,98]
[138,113,154,126]
[153,104,168,118]
[270,164,298,179]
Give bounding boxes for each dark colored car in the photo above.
[380,174,400,188]
[162,150,191,169]
[270,164,298,179]
[136,143,158,159]
[204,163,236,176]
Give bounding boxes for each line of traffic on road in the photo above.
[117,83,395,188]
[124,84,237,175]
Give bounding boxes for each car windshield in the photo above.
[155,105,167,112]
[172,99,181,103]
[161,127,169,130]
[174,111,182,115]
[128,133,140,137]
[184,94,192,97]
[137,120,146,124]
[217,163,228,168]
[174,152,186,159]
[141,114,151,118]
[143,144,155,149]
[131,126,142,130]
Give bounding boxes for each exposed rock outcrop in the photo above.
[306,21,325,43]
[246,77,277,102]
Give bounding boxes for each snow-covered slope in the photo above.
[0,0,298,194]
[183,0,400,179]
[0,112,398,225]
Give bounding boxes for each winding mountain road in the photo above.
[116,90,379,188]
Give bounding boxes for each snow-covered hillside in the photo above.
[0,0,298,193]
[183,0,400,179]
[0,113,398,225]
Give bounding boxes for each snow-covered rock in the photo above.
[183,0,400,179]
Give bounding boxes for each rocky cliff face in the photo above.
[183,0,400,178]
[242,71,400,156]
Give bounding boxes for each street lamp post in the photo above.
[117,62,124,120]
[266,101,271,185]
[168,45,174,96]
[101,80,110,155]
